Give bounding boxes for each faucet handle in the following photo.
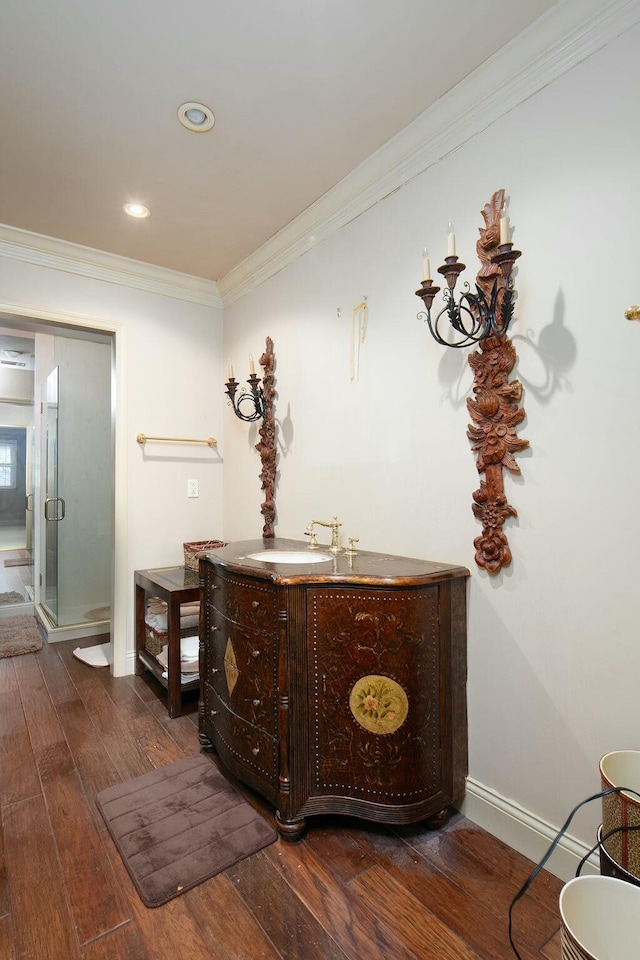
[345,536,359,556]
[304,523,319,549]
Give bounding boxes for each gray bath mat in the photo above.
[96,754,277,907]
[0,590,26,604]
[0,615,43,658]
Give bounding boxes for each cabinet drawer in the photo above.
[206,616,277,730]
[206,572,277,633]
[203,683,278,785]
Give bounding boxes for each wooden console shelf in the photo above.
[134,566,200,718]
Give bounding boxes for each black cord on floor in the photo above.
[507,786,640,960]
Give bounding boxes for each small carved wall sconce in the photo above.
[225,337,277,539]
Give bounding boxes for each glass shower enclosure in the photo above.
[43,367,61,620]
[40,337,112,631]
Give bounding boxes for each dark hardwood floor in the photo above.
[0,634,563,960]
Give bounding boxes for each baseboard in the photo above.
[460,777,599,882]
[36,604,110,643]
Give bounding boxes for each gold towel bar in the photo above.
[137,433,217,448]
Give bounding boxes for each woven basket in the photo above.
[145,624,167,657]
[144,593,201,658]
[145,623,201,659]
[183,539,227,572]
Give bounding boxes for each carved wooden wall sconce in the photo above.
[224,337,277,539]
[415,189,528,574]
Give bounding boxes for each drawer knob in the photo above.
[251,600,259,609]
[252,747,260,756]
[211,667,219,674]
[210,710,218,717]
[252,698,261,707]
[211,625,219,632]
[251,649,260,658]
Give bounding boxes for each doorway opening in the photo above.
[0,317,114,645]
[0,332,35,618]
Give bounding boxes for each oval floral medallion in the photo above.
[349,675,409,735]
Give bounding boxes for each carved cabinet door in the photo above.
[305,585,448,811]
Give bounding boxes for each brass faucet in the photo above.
[304,516,343,553]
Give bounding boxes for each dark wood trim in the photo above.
[467,189,529,574]
[256,336,277,538]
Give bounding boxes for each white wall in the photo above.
[0,401,32,428]
[0,255,224,672]
[222,23,640,870]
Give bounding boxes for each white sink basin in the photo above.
[245,550,333,564]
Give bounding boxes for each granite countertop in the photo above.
[200,537,469,587]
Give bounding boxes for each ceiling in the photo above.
[0,334,35,371]
[0,0,557,283]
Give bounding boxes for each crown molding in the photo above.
[219,0,640,305]
[0,224,223,309]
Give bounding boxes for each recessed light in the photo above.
[178,101,215,132]
[123,202,151,219]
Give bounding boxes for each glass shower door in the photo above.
[23,424,35,601]
[42,367,61,622]
[39,340,112,630]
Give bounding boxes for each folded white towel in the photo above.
[155,637,200,670]
[145,613,168,632]
[180,614,199,631]
[180,636,199,660]
[156,653,199,673]
[161,670,199,683]
[180,602,200,617]
[146,597,167,615]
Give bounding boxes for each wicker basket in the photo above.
[144,624,167,657]
[144,594,201,658]
[144,622,201,659]
[183,539,227,572]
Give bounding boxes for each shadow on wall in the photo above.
[515,289,577,405]
[436,289,577,410]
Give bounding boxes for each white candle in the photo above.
[500,208,511,245]
[249,355,256,376]
[422,247,431,282]
[447,222,456,257]
[227,359,234,380]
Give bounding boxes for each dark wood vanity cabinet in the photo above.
[199,539,469,840]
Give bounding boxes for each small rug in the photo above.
[96,754,277,907]
[73,643,110,668]
[0,590,26,605]
[0,616,43,658]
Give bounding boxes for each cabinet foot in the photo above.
[423,806,450,829]
[275,813,306,842]
[199,732,215,750]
